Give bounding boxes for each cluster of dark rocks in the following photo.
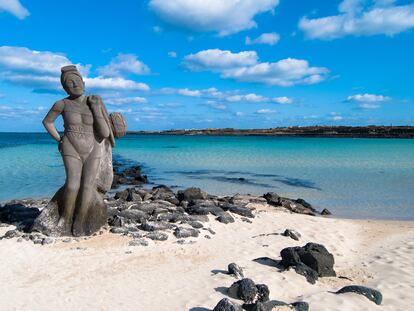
[106,186,258,245]
[0,185,330,246]
[212,264,309,311]
[107,187,331,246]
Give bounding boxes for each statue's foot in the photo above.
[56,217,72,236]
[72,218,86,237]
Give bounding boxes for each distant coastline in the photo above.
[128,126,414,138]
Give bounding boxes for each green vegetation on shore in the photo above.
[128,126,414,138]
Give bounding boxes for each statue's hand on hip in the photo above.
[58,136,63,153]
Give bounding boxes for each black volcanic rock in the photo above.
[228,262,244,279]
[220,203,255,218]
[216,212,235,224]
[213,298,243,311]
[281,242,336,283]
[243,300,309,311]
[173,227,199,238]
[112,161,148,189]
[177,187,208,201]
[228,278,258,303]
[264,193,317,216]
[321,208,332,215]
[146,231,168,241]
[255,284,270,302]
[294,263,320,284]
[336,285,382,305]
[263,192,280,206]
[283,229,301,241]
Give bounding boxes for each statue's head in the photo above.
[61,65,85,97]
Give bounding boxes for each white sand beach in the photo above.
[1,204,413,311]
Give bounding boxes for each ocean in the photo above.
[0,133,413,220]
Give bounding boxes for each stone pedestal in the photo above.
[31,186,107,237]
[32,139,112,237]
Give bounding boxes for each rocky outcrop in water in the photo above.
[112,162,148,189]
[264,192,327,216]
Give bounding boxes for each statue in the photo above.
[32,65,125,236]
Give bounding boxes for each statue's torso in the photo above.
[59,97,100,160]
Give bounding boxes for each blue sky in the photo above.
[0,0,413,132]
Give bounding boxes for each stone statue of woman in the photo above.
[33,65,118,237]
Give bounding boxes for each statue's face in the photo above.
[63,73,84,97]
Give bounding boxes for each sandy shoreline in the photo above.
[1,203,413,311]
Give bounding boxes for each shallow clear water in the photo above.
[1,133,414,220]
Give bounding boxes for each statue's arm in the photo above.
[88,95,110,139]
[42,101,64,142]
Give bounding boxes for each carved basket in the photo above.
[109,112,127,138]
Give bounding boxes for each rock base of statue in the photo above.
[31,187,107,237]
[32,139,112,237]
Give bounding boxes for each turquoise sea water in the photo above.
[1,133,414,220]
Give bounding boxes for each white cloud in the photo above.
[160,86,292,104]
[0,46,87,76]
[149,0,279,36]
[178,88,202,97]
[256,109,276,114]
[0,0,29,19]
[0,73,59,88]
[0,46,150,92]
[222,59,328,87]
[272,96,293,104]
[245,32,280,45]
[183,49,329,86]
[235,111,245,117]
[106,97,147,105]
[97,53,150,77]
[168,51,177,58]
[0,104,47,119]
[183,49,258,71]
[300,0,414,39]
[85,77,149,91]
[347,93,391,109]
[347,93,390,102]
[226,93,267,102]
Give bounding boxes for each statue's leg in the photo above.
[58,155,82,234]
[72,155,100,236]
